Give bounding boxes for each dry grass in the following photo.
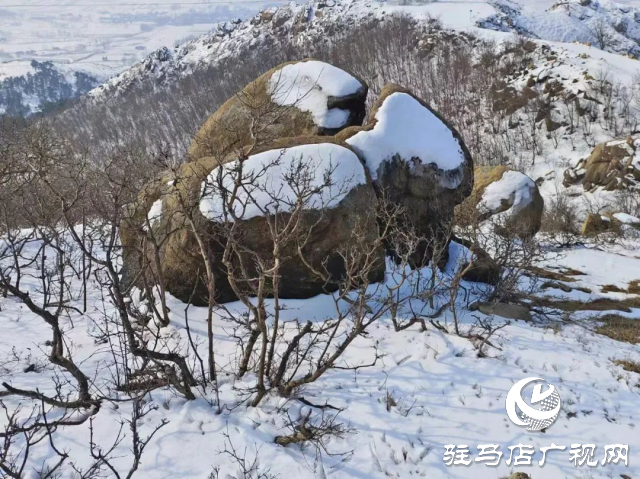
[594,314,640,344]
[525,266,582,283]
[627,279,640,295]
[601,284,626,293]
[600,280,640,295]
[613,359,640,374]
[561,268,586,277]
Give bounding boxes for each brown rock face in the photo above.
[188,59,368,161]
[506,473,532,479]
[452,236,502,285]
[123,72,477,304]
[580,213,608,235]
[126,138,384,305]
[338,84,474,264]
[564,138,640,191]
[456,166,543,239]
[579,213,626,236]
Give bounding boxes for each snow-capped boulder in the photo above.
[125,137,384,304]
[337,84,473,264]
[456,166,543,239]
[564,138,640,191]
[124,76,477,303]
[188,59,367,161]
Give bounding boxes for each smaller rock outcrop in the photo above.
[449,236,501,285]
[471,301,532,322]
[581,213,611,235]
[456,166,543,239]
[564,138,640,191]
[581,211,640,236]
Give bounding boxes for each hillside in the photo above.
[2,1,640,479]
[71,0,640,101]
[6,0,640,115]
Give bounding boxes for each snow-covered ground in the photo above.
[3,0,640,477]
[1,236,639,478]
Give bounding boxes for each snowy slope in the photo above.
[84,0,640,102]
[4,1,640,478]
[482,0,640,57]
[1,238,639,478]
[6,0,640,114]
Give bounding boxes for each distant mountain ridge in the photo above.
[0,61,98,117]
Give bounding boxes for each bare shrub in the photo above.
[540,189,581,246]
[589,18,614,50]
[613,187,640,217]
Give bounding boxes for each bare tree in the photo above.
[590,18,614,51]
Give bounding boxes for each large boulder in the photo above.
[124,73,478,304]
[120,173,176,293]
[455,165,543,239]
[189,59,368,161]
[126,137,384,304]
[564,138,640,191]
[337,84,474,264]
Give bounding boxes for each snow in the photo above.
[478,170,535,215]
[346,92,466,182]
[478,0,640,58]
[200,143,366,221]
[541,244,640,289]
[388,0,498,30]
[268,60,364,129]
[144,198,163,231]
[613,212,640,224]
[2,235,640,478]
[7,0,640,477]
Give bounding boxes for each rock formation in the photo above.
[123,63,477,304]
[337,84,474,264]
[564,137,640,191]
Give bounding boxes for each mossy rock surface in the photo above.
[189,59,368,161]
[124,137,384,305]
